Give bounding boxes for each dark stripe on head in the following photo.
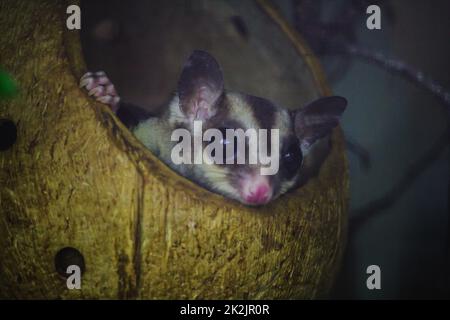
[206,92,231,130]
[245,94,277,130]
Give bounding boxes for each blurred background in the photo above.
[289,0,450,299]
[80,0,449,299]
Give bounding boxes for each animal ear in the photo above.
[294,96,347,153]
[177,50,224,121]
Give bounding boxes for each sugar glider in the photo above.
[80,50,346,206]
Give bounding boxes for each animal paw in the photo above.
[79,71,120,112]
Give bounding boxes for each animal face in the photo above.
[190,91,301,205]
[173,50,346,205]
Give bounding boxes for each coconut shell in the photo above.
[0,0,348,299]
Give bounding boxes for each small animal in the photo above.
[80,50,346,205]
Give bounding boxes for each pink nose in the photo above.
[245,184,270,205]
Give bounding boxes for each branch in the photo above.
[342,44,450,114]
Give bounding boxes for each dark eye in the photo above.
[282,142,303,175]
[211,127,237,163]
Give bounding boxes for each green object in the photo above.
[0,69,18,98]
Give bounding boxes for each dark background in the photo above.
[80,0,450,299]
[307,0,450,299]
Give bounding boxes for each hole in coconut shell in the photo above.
[54,247,86,278]
[0,119,17,151]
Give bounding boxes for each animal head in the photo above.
[173,50,346,205]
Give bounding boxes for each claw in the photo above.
[94,76,111,85]
[80,71,120,112]
[105,84,117,95]
[88,86,105,97]
[79,77,93,89]
[80,72,93,83]
[97,96,120,112]
[97,96,112,104]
